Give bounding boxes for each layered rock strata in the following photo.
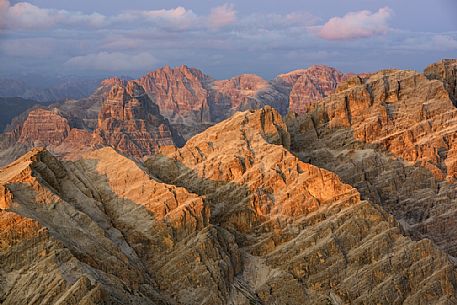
[95,81,183,158]
[274,65,344,114]
[286,66,457,258]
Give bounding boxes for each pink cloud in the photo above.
[319,7,393,41]
[208,4,236,29]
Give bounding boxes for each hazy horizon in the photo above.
[1,0,456,80]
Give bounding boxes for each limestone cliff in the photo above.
[210,74,289,121]
[95,80,184,158]
[138,65,213,126]
[286,66,457,259]
[274,65,344,114]
[425,59,457,105]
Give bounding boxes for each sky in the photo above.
[0,0,456,80]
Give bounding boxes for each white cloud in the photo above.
[65,52,158,72]
[319,7,393,40]
[1,0,107,30]
[1,1,215,31]
[208,4,236,29]
[115,7,198,30]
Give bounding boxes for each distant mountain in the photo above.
[0,97,46,132]
[0,64,361,165]
[273,65,344,113]
[0,80,183,166]
[0,76,102,103]
[136,64,344,138]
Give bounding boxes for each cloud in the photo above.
[1,1,216,31]
[399,34,457,51]
[319,7,393,40]
[431,34,457,50]
[208,4,236,29]
[285,12,320,27]
[115,7,198,30]
[1,0,107,30]
[65,52,158,72]
[0,37,55,57]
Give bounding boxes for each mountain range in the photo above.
[1,59,457,304]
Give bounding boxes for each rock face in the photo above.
[298,69,457,180]
[0,80,184,165]
[285,67,457,258]
[0,147,212,304]
[425,59,457,105]
[136,64,340,137]
[210,74,289,121]
[274,65,344,114]
[57,77,124,130]
[138,65,213,126]
[18,108,71,146]
[95,81,183,158]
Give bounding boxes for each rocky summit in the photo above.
[425,59,457,106]
[95,80,183,158]
[274,65,344,114]
[3,59,457,304]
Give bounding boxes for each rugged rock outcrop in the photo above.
[136,65,340,138]
[286,67,457,258]
[138,65,213,126]
[210,74,289,121]
[95,81,184,158]
[18,108,71,146]
[425,59,457,105]
[57,77,124,130]
[0,80,184,165]
[296,69,457,180]
[0,148,169,304]
[0,146,239,305]
[274,65,344,114]
[146,107,457,304]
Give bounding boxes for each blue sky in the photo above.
[0,0,456,79]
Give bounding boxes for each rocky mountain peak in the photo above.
[138,65,212,126]
[18,108,71,147]
[274,65,344,114]
[96,80,181,158]
[425,58,457,105]
[100,77,124,87]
